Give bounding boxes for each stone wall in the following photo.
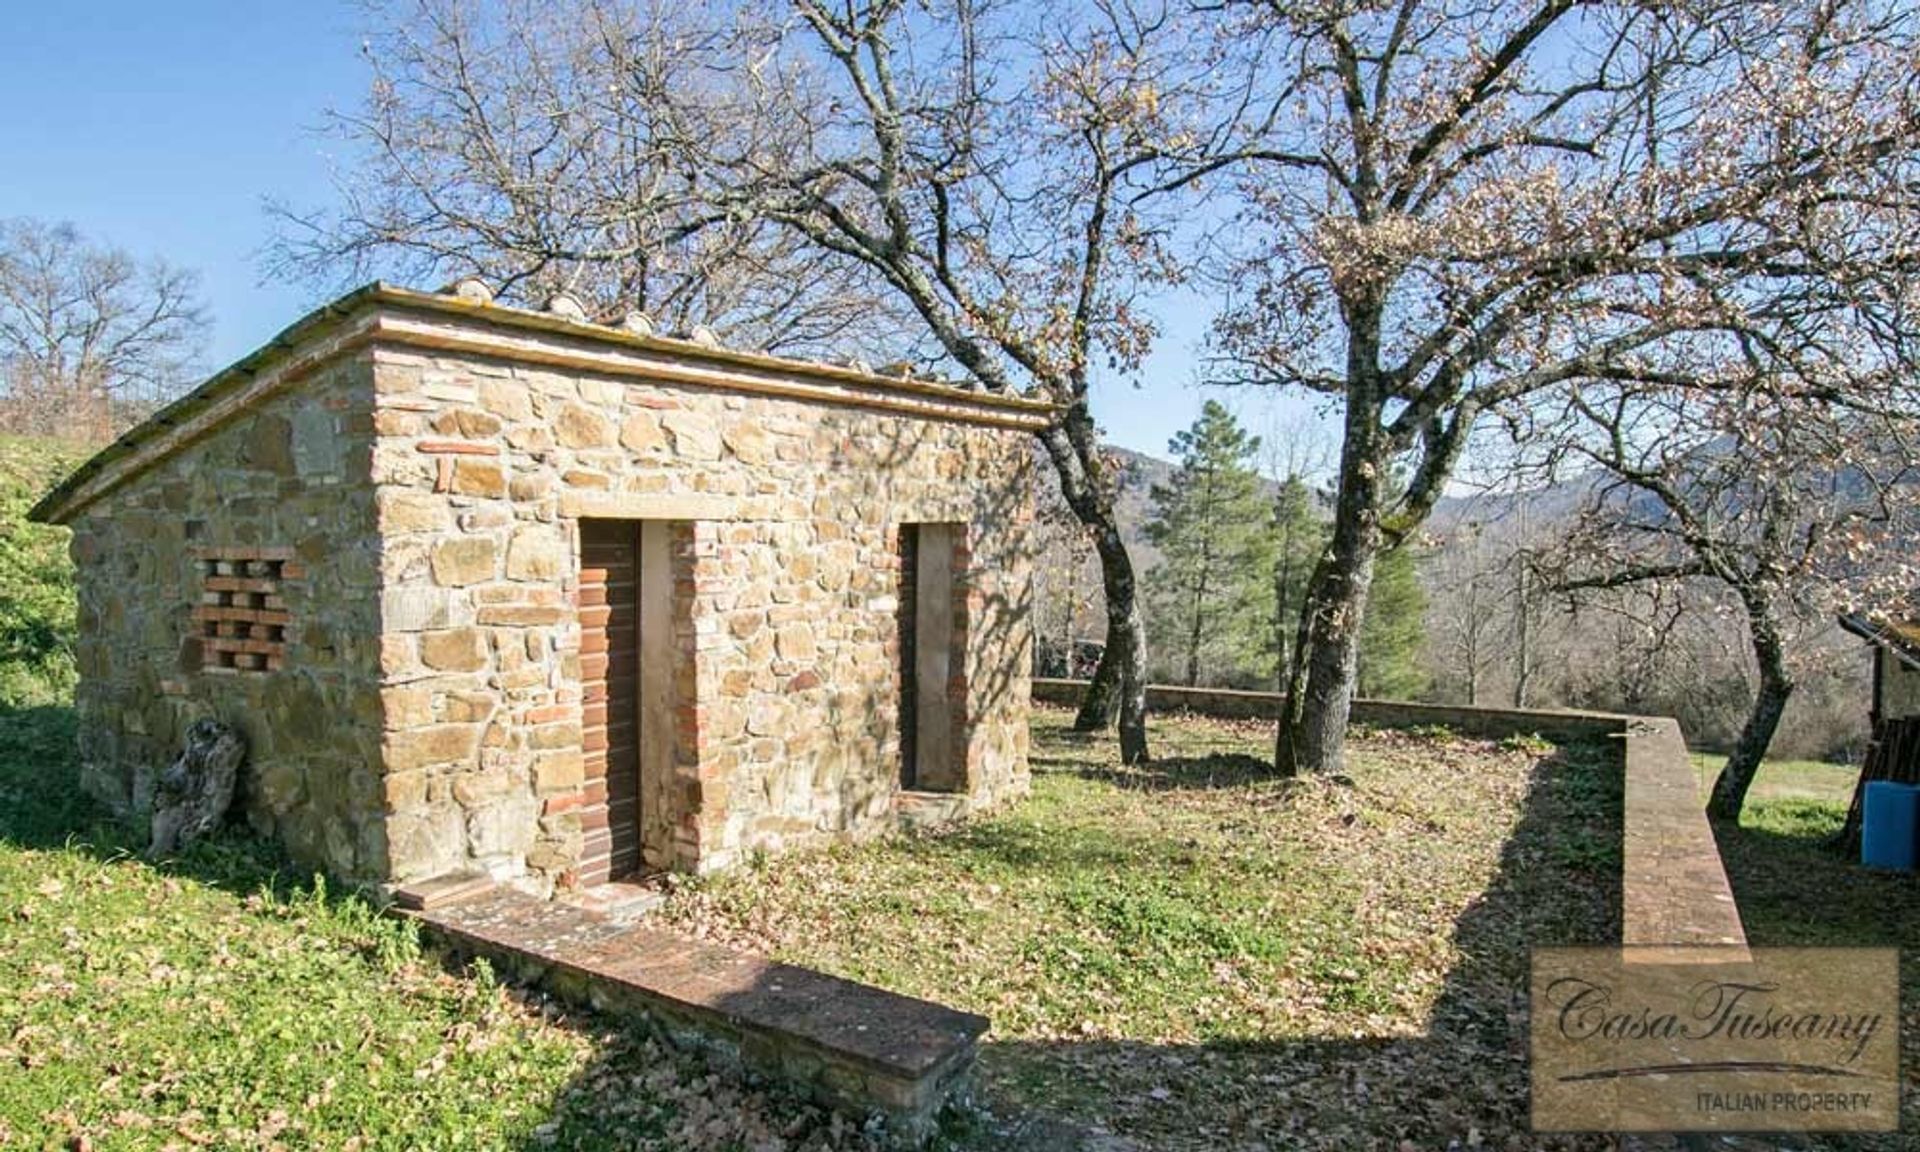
[1028,678,1630,740]
[56,294,1037,896]
[67,354,387,880]
[368,331,1035,892]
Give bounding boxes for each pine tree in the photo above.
[1145,402,1275,687]
[1269,473,1324,691]
[1357,541,1429,700]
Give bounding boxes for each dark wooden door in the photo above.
[897,523,958,792]
[578,521,642,885]
[897,524,919,789]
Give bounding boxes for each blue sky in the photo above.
[0,1,1322,463]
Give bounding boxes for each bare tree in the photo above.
[0,218,208,442]
[701,0,1245,764]
[267,0,903,358]
[280,0,1241,764]
[1031,468,1101,678]
[1532,382,1919,821]
[1206,0,1920,774]
[1424,518,1503,706]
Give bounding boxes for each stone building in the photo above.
[32,282,1042,896]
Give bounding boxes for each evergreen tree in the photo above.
[1269,473,1324,692]
[1357,541,1429,700]
[1145,402,1275,686]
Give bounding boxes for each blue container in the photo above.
[1861,781,1920,872]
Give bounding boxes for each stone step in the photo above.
[558,877,667,924]
[396,881,986,1144]
[892,790,970,832]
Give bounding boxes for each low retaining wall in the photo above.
[1031,679,1746,949]
[401,882,984,1144]
[1617,718,1746,949]
[1030,679,1631,741]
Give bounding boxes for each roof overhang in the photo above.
[1838,612,1920,672]
[30,283,1058,526]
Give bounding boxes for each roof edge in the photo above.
[1838,612,1920,672]
[28,284,388,525]
[30,283,1058,526]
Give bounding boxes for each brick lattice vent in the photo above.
[192,549,299,673]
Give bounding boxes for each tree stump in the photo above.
[148,719,245,857]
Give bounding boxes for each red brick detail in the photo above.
[193,552,292,675]
[416,440,501,455]
[543,792,586,817]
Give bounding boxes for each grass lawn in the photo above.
[20,690,1904,1152]
[1692,751,1860,808]
[2,699,1619,1151]
[662,707,1623,1150]
[0,704,884,1152]
[1696,762,1920,1150]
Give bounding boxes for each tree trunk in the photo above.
[1184,577,1206,688]
[1042,414,1150,765]
[1275,334,1388,776]
[1707,603,1794,822]
[1073,520,1150,763]
[1512,560,1533,708]
[1274,558,1294,693]
[1276,555,1323,768]
[1278,521,1380,774]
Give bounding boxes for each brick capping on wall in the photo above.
[1031,678,1749,951]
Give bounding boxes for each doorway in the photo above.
[578,520,643,885]
[898,522,963,792]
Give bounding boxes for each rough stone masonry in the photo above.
[33,283,1044,897]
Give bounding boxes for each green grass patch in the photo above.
[0,705,872,1151]
[1692,751,1859,808]
[0,436,90,706]
[664,707,1623,1148]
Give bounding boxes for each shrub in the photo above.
[0,436,88,706]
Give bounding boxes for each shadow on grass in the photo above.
[1702,808,1920,1149]
[906,814,1209,875]
[1040,750,1281,792]
[4,697,1732,1149]
[1713,804,1920,950]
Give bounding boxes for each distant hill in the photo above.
[1101,446,1179,571]
[1036,443,1297,574]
